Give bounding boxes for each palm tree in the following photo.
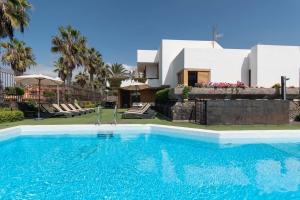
[109,63,128,78]
[1,38,36,75]
[54,57,68,102]
[51,26,87,87]
[96,62,110,86]
[75,72,88,88]
[82,47,102,86]
[0,0,32,39]
[53,57,68,83]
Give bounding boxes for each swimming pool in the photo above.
[1,125,300,199]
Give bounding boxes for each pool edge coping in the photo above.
[1,124,300,144]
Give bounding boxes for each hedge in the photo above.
[155,88,170,103]
[295,114,300,122]
[0,109,24,123]
[81,101,97,108]
[5,87,24,96]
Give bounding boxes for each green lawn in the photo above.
[0,109,299,130]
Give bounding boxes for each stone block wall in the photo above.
[156,101,200,122]
[206,100,289,125]
[290,101,300,120]
[156,99,290,125]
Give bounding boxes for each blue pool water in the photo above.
[0,132,300,199]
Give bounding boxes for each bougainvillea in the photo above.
[195,81,247,89]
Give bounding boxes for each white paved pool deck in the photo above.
[0,124,300,144]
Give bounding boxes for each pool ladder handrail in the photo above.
[95,106,102,125]
[113,105,117,125]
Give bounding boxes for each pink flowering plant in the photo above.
[195,81,247,89]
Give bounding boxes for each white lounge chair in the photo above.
[122,103,156,119]
[68,103,88,114]
[52,104,75,117]
[74,102,94,113]
[60,104,81,115]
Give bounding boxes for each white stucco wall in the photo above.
[137,50,158,63]
[183,48,250,85]
[254,45,300,87]
[248,46,258,87]
[161,39,223,86]
[170,49,185,86]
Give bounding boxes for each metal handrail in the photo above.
[95,106,102,125]
[113,105,117,125]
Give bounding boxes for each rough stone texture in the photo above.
[156,99,290,125]
[206,100,289,125]
[290,101,300,120]
[156,101,198,122]
[170,87,300,100]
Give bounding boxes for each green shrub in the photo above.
[108,77,126,88]
[295,114,300,122]
[0,110,24,123]
[5,87,24,96]
[26,100,38,108]
[182,86,190,99]
[155,88,170,103]
[82,101,97,108]
[272,83,281,89]
[43,91,56,98]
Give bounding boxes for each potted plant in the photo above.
[272,83,281,94]
[182,86,190,102]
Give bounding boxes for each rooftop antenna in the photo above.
[212,25,223,48]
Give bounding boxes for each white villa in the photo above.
[119,39,300,107]
[137,39,300,88]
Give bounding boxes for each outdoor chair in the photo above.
[42,104,73,118]
[68,103,88,114]
[60,104,82,115]
[74,102,95,113]
[51,104,75,117]
[122,103,156,119]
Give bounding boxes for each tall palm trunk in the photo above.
[89,73,95,101]
[62,82,66,103]
[66,70,73,102]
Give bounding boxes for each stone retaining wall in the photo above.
[156,101,197,122]
[205,100,289,125]
[290,101,300,120]
[156,99,292,125]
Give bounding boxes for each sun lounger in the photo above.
[128,103,146,111]
[122,103,156,119]
[60,104,81,115]
[68,103,88,114]
[74,102,94,113]
[42,104,73,118]
[51,104,75,117]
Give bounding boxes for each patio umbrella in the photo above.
[120,80,149,91]
[15,74,63,120]
[120,80,149,104]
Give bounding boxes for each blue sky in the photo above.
[13,0,300,76]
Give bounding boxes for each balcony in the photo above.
[146,79,161,88]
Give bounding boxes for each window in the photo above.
[188,71,198,87]
[248,69,251,87]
